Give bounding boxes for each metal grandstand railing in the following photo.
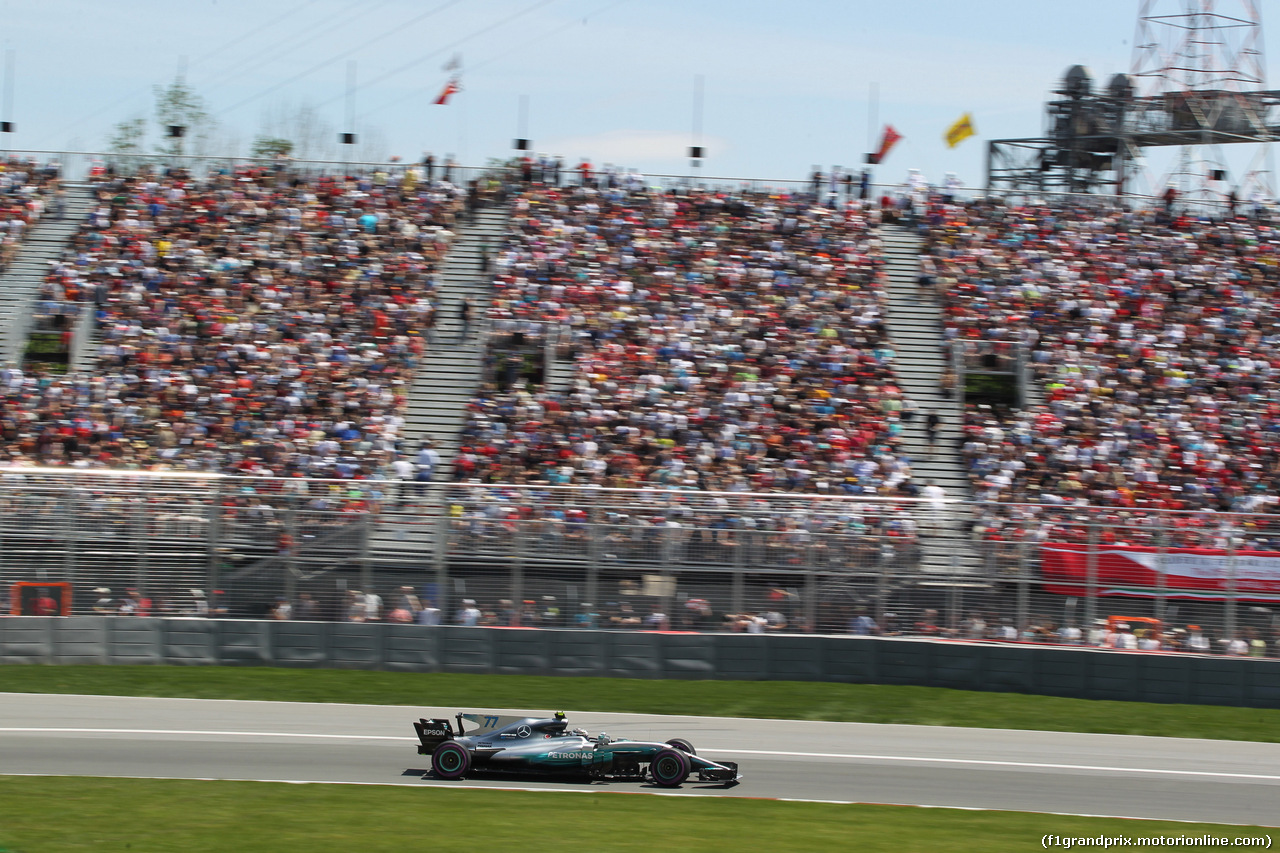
[0,471,1277,652]
[0,148,1238,211]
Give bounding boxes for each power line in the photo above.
[190,0,324,73]
[195,0,393,102]
[469,0,627,76]
[322,0,559,118]
[357,0,627,120]
[214,0,467,119]
[35,0,322,146]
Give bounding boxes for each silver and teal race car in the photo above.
[413,711,740,787]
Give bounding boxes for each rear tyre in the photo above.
[650,747,691,787]
[432,741,471,780]
[665,738,696,755]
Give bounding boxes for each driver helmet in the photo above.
[597,732,611,745]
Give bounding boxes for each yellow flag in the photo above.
[945,113,976,148]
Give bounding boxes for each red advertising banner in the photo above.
[1041,542,1280,602]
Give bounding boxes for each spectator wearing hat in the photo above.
[456,598,480,626]
[92,588,113,615]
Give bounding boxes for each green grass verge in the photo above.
[3,664,1279,742]
[0,777,1270,853]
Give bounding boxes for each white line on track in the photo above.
[4,728,1279,783]
[700,748,1280,782]
[0,727,412,741]
[0,772,1273,828]
[0,693,1231,744]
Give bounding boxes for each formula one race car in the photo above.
[413,711,740,787]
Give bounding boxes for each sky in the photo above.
[0,0,1270,189]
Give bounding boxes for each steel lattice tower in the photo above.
[1130,0,1271,201]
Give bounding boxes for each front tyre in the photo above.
[432,741,471,780]
[650,747,691,787]
[665,738,696,755]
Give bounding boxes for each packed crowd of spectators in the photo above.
[5,163,475,477]
[921,197,1280,552]
[5,157,1280,647]
[456,180,927,502]
[0,157,65,272]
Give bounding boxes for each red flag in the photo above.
[434,78,459,106]
[870,125,901,165]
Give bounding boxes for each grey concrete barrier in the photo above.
[1,617,54,664]
[494,628,548,676]
[163,620,218,666]
[712,634,767,681]
[439,626,494,674]
[548,629,605,677]
[217,620,273,664]
[1,617,1278,709]
[606,631,660,678]
[383,623,438,672]
[53,617,108,665]
[108,618,164,665]
[328,623,383,670]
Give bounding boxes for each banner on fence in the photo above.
[1041,542,1280,602]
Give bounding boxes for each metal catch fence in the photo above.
[0,471,1277,657]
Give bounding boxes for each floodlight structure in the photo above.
[987,0,1276,202]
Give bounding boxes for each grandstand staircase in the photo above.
[879,223,982,578]
[542,324,574,395]
[371,204,510,557]
[0,183,96,364]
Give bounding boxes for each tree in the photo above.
[251,136,294,159]
[107,117,146,154]
[153,77,216,157]
[257,99,336,162]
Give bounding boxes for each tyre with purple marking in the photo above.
[665,738,696,755]
[432,741,471,780]
[650,747,690,787]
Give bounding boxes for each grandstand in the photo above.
[0,148,1270,656]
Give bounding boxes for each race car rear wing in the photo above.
[413,718,455,754]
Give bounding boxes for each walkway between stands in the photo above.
[0,183,96,364]
[880,223,978,576]
[371,203,509,556]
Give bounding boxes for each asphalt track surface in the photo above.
[1,693,1276,826]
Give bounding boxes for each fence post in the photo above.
[284,494,299,604]
[135,499,150,599]
[585,487,600,612]
[1226,536,1238,644]
[359,512,373,596]
[732,539,745,617]
[433,483,451,620]
[1016,536,1030,634]
[511,518,524,621]
[948,550,962,633]
[1155,523,1169,624]
[1083,521,1099,629]
[804,570,817,633]
[875,538,889,628]
[206,478,224,600]
[64,487,79,589]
